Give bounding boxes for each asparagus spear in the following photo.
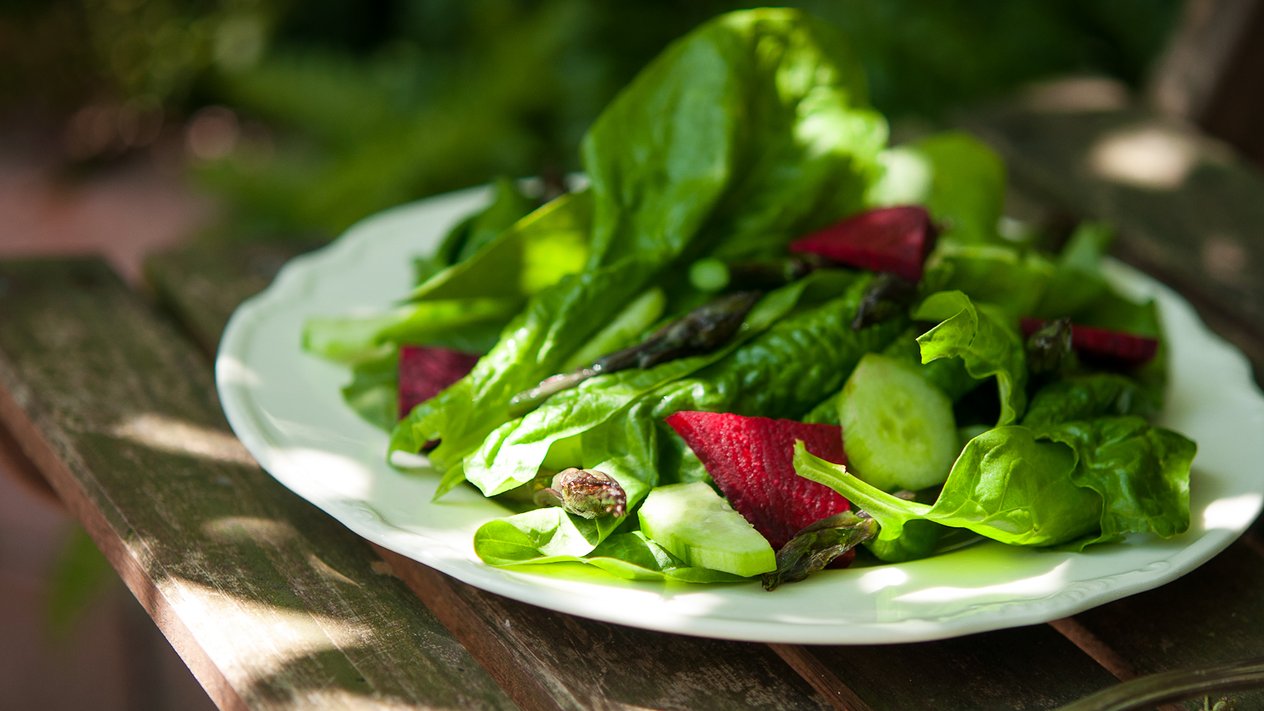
[507,291,762,415]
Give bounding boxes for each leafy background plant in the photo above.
[4,0,1181,240]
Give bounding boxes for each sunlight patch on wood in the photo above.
[1088,126,1198,190]
[201,516,297,545]
[110,412,258,467]
[161,577,378,697]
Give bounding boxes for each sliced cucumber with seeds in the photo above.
[838,352,958,492]
[638,482,775,577]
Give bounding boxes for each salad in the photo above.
[303,9,1195,590]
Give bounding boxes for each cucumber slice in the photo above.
[638,482,775,577]
[838,352,958,491]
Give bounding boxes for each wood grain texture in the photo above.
[807,627,1120,710]
[144,241,323,356]
[378,546,833,711]
[1068,544,1264,708]
[0,259,513,710]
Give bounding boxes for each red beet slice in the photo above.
[1021,318,1159,366]
[665,411,850,551]
[398,345,480,418]
[789,205,936,282]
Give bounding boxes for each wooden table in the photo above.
[3,102,1263,710]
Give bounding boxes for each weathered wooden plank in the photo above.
[0,259,513,710]
[1067,543,1264,708]
[150,241,839,710]
[378,546,832,711]
[804,626,1121,710]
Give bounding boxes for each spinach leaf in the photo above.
[582,8,885,270]
[408,190,591,302]
[414,176,539,284]
[914,290,1028,425]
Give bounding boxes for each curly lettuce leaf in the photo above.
[914,290,1028,425]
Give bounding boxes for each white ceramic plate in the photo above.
[217,184,1264,645]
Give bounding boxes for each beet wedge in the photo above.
[398,345,481,419]
[664,411,850,551]
[1021,318,1159,367]
[789,205,936,282]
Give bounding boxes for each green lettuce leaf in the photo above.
[1022,373,1161,428]
[391,257,661,473]
[914,290,1028,425]
[393,9,889,475]
[413,176,539,284]
[795,415,1194,555]
[582,8,886,269]
[1037,417,1194,546]
[476,531,743,584]
[409,190,591,302]
[472,274,902,564]
[868,131,1006,244]
[1032,222,1113,318]
[922,244,1057,319]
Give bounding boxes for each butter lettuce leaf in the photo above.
[795,415,1193,556]
[1037,417,1194,546]
[868,131,1006,245]
[915,290,1028,425]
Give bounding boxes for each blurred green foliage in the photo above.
[3,0,1182,239]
